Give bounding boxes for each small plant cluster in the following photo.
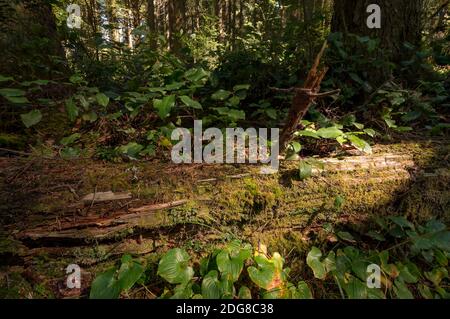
[307,216,450,299]
[90,240,312,299]
[89,216,449,299]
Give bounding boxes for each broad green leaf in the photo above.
[397,263,419,284]
[184,68,209,83]
[216,250,244,282]
[425,220,446,233]
[248,253,285,292]
[216,242,251,282]
[60,133,81,146]
[346,134,372,154]
[117,257,145,291]
[153,95,175,119]
[389,216,415,229]
[157,248,194,284]
[118,142,144,159]
[323,251,336,273]
[233,84,250,92]
[96,93,110,107]
[288,141,302,154]
[228,95,241,107]
[393,280,414,299]
[201,270,222,299]
[317,127,344,139]
[89,268,121,299]
[20,110,42,128]
[364,128,376,137]
[306,247,327,279]
[212,90,232,101]
[299,161,313,180]
[179,95,202,109]
[337,231,356,243]
[431,231,450,252]
[296,129,320,139]
[164,82,185,91]
[65,98,79,122]
[343,276,368,299]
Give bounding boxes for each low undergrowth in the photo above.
[89,216,450,299]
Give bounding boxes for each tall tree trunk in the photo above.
[168,0,185,53]
[0,0,67,78]
[331,0,424,61]
[147,0,157,48]
[106,0,120,43]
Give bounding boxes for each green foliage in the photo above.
[89,217,449,299]
[20,110,42,128]
[306,217,450,299]
[90,240,313,299]
[157,248,194,285]
[90,255,145,299]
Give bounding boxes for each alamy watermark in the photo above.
[367,4,381,29]
[367,264,381,289]
[66,264,81,289]
[171,121,279,169]
[66,4,81,29]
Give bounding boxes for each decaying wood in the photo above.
[12,153,420,242]
[16,199,188,241]
[311,154,415,173]
[274,41,340,153]
[81,191,132,204]
[129,199,188,213]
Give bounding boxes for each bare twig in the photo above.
[308,89,341,98]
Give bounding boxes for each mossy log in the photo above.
[5,141,447,245]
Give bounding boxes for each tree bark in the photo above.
[331,0,424,61]
[0,0,67,78]
[147,0,157,48]
[168,0,185,53]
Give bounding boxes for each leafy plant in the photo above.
[90,255,145,299]
[306,217,450,299]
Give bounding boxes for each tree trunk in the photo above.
[331,0,424,61]
[168,0,185,53]
[106,0,120,43]
[0,0,67,78]
[147,0,157,48]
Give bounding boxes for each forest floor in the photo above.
[0,137,449,298]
